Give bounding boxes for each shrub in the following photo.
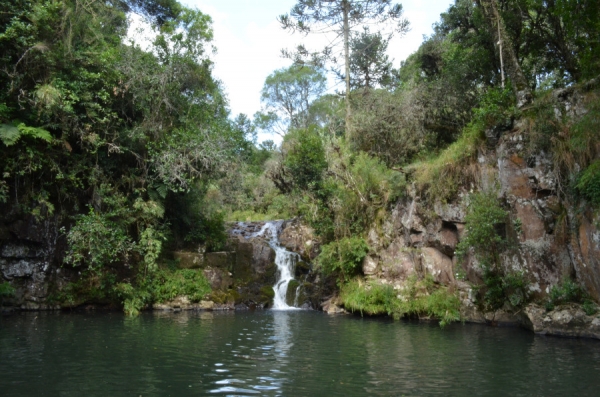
[284,126,327,191]
[0,281,16,306]
[456,191,508,267]
[340,280,399,316]
[304,149,405,240]
[576,160,600,206]
[412,125,483,202]
[340,276,461,328]
[116,268,212,316]
[349,89,428,167]
[49,270,118,307]
[149,269,212,303]
[545,277,596,315]
[456,191,530,311]
[412,86,514,202]
[318,237,370,283]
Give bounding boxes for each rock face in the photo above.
[358,93,600,337]
[278,219,320,261]
[0,214,69,310]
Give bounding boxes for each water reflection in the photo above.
[210,311,293,395]
[2,311,600,396]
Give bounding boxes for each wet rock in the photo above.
[153,297,217,311]
[249,239,276,274]
[321,296,347,314]
[521,303,600,339]
[279,219,320,261]
[484,310,520,326]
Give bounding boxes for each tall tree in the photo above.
[279,0,409,133]
[346,28,393,89]
[475,0,532,107]
[255,65,327,135]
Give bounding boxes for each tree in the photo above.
[255,65,326,135]
[346,28,393,89]
[475,0,531,107]
[279,0,409,133]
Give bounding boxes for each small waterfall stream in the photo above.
[252,221,300,310]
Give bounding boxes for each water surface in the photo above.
[1,310,599,396]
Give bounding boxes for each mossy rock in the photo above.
[295,260,311,276]
[286,280,300,306]
[259,285,275,306]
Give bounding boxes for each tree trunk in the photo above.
[343,0,351,134]
[478,0,532,107]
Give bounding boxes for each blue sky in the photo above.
[180,1,454,141]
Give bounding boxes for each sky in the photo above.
[177,0,455,141]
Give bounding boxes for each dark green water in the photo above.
[1,310,599,396]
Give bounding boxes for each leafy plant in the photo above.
[0,281,16,306]
[340,276,461,328]
[576,160,600,206]
[456,191,530,311]
[318,237,370,283]
[545,277,596,315]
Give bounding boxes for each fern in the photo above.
[0,124,20,146]
[0,123,53,146]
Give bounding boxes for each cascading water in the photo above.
[252,221,300,310]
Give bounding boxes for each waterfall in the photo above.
[252,221,300,310]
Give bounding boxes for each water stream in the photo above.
[252,221,300,310]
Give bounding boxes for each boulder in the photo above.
[173,251,204,269]
[203,267,233,291]
[204,252,233,270]
[279,219,320,261]
[520,303,600,339]
[362,255,379,276]
[420,248,454,285]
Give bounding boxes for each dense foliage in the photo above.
[0,0,251,313]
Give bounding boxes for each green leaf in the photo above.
[0,123,20,146]
[18,124,53,143]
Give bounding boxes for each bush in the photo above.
[340,276,461,328]
[284,126,327,191]
[481,268,530,311]
[412,125,484,202]
[456,191,531,311]
[349,89,428,167]
[576,160,600,206]
[0,281,16,306]
[303,149,405,240]
[340,280,399,316]
[49,270,118,308]
[456,191,508,267]
[412,87,514,202]
[116,268,212,316]
[318,237,370,283]
[148,269,212,303]
[545,277,596,314]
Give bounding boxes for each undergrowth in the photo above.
[340,276,461,328]
[546,277,597,315]
[411,87,514,202]
[317,237,370,283]
[0,281,16,306]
